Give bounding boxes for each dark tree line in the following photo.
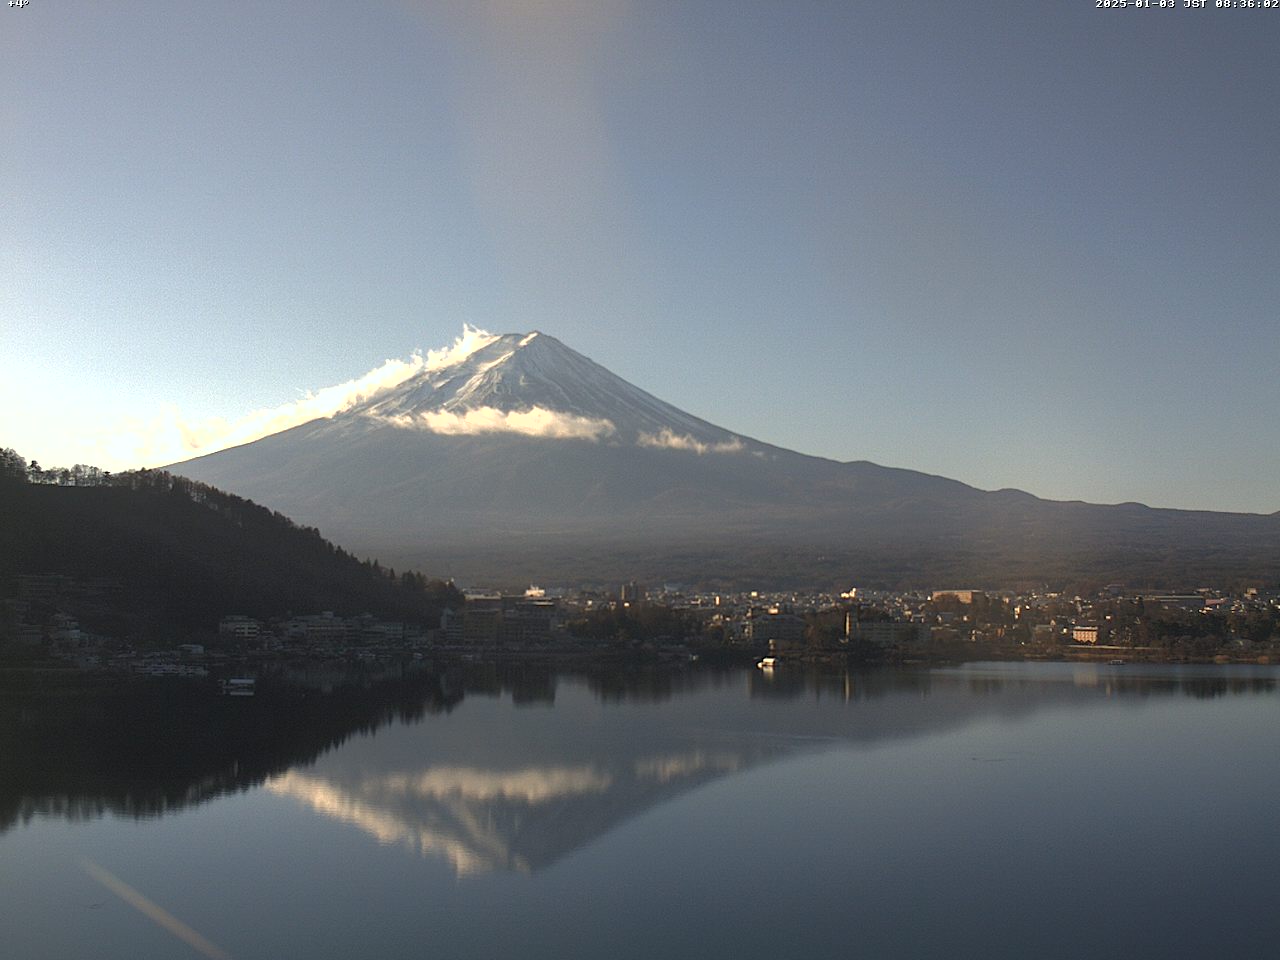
[1,446,462,639]
[0,668,461,834]
[0,448,113,487]
[567,603,704,643]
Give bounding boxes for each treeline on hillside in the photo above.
[0,447,461,639]
[567,604,706,644]
[0,448,113,487]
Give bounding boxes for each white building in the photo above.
[219,615,261,642]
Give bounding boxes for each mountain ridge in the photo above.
[169,331,1280,588]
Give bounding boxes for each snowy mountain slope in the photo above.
[348,331,746,449]
[170,331,1280,586]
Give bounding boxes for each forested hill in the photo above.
[0,449,460,639]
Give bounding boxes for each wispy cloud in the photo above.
[265,771,516,875]
[368,765,612,803]
[634,751,743,783]
[637,428,744,455]
[266,765,613,875]
[379,405,616,441]
[104,326,496,468]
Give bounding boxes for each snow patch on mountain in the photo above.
[347,330,751,451]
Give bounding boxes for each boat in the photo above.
[757,657,778,670]
[221,677,256,697]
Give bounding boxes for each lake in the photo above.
[3,660,1279,959]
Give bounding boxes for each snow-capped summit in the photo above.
[347,331,745,450]
[169,329,1280,587]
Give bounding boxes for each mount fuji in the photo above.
[170,331,1280,587]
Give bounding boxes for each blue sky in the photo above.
[3,1,1277,513]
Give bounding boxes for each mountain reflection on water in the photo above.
[264,749,753,875]
[3,661,1277,875]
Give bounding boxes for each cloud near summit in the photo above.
[379,406,617,441]
[104,326,498,468]
[637,429,745,455]
[96,325,745,466]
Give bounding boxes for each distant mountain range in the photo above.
[171,332,1280,588]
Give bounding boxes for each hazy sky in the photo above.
[3,1,1277,513]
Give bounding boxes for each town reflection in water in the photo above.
[3,661,1277,876]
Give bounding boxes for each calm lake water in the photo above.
[3,660,1280,959]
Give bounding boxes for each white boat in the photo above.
[221,677,256,696]
[757,657,778,670]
